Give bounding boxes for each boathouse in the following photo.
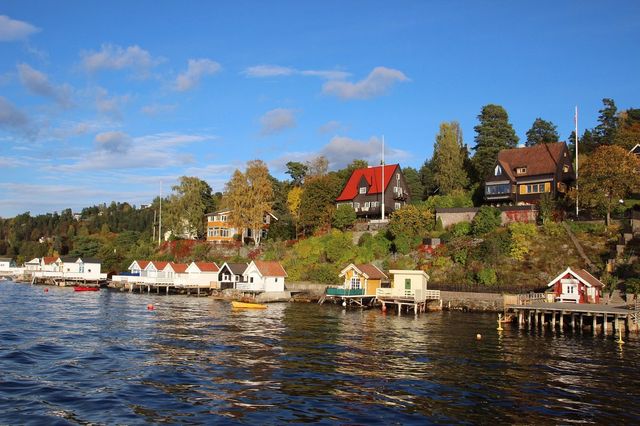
[335,263,388,296]
[240,260,287,292]
[547,267,603,304]
[218,262,248,290]
[376,270,441,315]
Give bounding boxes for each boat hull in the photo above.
[231,301,267,309]
[74,286,100,292]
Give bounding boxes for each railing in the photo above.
[236,282,264,292]
[376,288,441,301]
[326,287,364,296]
[424,290,441,300]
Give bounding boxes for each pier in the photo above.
[376,289,442,316]
[507,302,639,335]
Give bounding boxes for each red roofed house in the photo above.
[547,267,603,304]
[336,164,410,219]
[240,260,287,292]
[484,142,575,204]
[163,262,188,279]
[128,260,150,276]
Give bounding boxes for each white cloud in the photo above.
[17,63,72,107]
[95,131,132,154]
[244,64,349,80]
[318,120,347,135]
[271,135,410,171]
[95,87,130,120]
[0,156,25,168]
[0,96,33,136]
[259,108,297,136]
[0,15,40,42]
[80,44,162,76]
[175,58,221,91]
[141,103,176,116]
[322,66,409,100]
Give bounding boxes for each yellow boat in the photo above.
[231,300,267,309]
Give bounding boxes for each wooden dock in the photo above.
[125,281,211,296]
[376,290,442,316]
[508,302,639,335]
[31,274,105,287]
[318,294,377,308]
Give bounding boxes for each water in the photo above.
[1,281,639,424]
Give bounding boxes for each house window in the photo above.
[263,214,271,224]
[219,215,227,222]
[396,173,400,180]
[563,165,569,173]
[351,277,361,289]
[354,202,360,209]
[371,201,379,208]
[250,277,254,283]
[207,228,215,237]
[359,187,367,194]
[223,274,230,281]
[485,184,511,195]
[494,165,502,176]
[525,183,547,194]
[364,202,370,208]
[405,278,411,290]
[275,278,278,282]
[516,167,527,175]
[395,202,401,209]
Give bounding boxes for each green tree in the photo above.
[472,104,519,180]
[433,121,469,194]
[594,98,618,146]
[419,158,437,199]
[573,145,640,225]
[402,166,423,203]
[299,174,342,234]
[471,206,502,235]
[525,118,559,147]
[285,161,308,186]
[165,176,215,239]
[332,204,357,230]
[387,204,434,242]
[614,108,640,150]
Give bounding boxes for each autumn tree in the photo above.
[306,156,329,178]
[432,121,469,194]
[472,104,519,180]
[287,186,303,237]
[332,204,357,230]
[574,145,640,225]
[525,118,559,147]
[615,108,640,150]
[225,160,274,246]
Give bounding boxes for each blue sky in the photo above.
[1,1,639,217]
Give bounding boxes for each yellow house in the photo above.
[334,264,388,296]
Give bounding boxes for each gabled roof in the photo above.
[43,256,59,265]
[0,257,13,262]
[631,143,640,155]
[129,260,150,270]
[222,262,248,275]
[147,261,168,270]
[194,261,219,272]
[339,263,388,280]
[60,256,81,263]
[252,260,287,277]
[82,257,101,264]
[336,164,400,201]
[492,142,567,179]
[165,262,188,273]
[547,267,604,289]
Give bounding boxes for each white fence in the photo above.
[32,271,108,281]
[376,287,440,302]
[111,273,217,288]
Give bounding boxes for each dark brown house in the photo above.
[484,142,575,204]
[336,164,410,219]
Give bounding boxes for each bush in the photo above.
[332,204,357,230]
[472,230,510,264]
[388,203,435,240]
[477,268,497,286]
[508,222,538,261]
[322,229,355,263]
[424,190,474,210]
[450,221,471,237]
[541,221,564,237]
[471,206,501,235]
[307,264,339,284]
[393,234,412,255]
[357,232,372,246]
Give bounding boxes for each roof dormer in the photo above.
[494,165,502,176]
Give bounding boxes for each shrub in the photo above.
[388,203,435,240]
[332,204,357,230]
[477,268,497,286]
[450,221,471,237]
[452,248,467,265]
[323,229,355,263]
[307,264,339,284]
[357,232,372,246]
[541,221,564,237]
[473,229,510,264]
[508,222,538,261]
[471,206,501,235]
[424,190,473,210]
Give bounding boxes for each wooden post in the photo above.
[591,315,596,335]
[551,311,556,330]
[580,314,584,332]
[559,312,564,330]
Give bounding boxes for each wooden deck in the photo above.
[318,294,377,307]
[507,302,638,335]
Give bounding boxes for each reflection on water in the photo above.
[1,281,639,424]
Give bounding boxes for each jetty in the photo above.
[507,301,639,335]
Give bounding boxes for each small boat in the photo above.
[231,300,267,309]
[74,286,100,292]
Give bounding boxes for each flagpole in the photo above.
[575,106,579,218]
[381,135,385,221]
[159,180,162,246]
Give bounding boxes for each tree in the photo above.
[471,206,502,235]
[165,176,215,239]
[573,145,640,225]
[306,156,329,177]
[402,167,423,203]
[614,108,640,150]
[332,204,357,230]
[472,104,519,181]
[432,121,469,194]
[594,98,618,146]
[419,158,437,199]
[225,160,274,246]
[387,204,434,242]
[287,186,303,237]
[525,118,559,147]
[285,161,308,186]
[299,174,342,234]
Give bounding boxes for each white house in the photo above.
[24,258,41,271]
[547,267,603,304]
[128,260,151,275]
[144,261,169,279]
[163,262,188,279]
[0,258,16,270]
[240,260,287,292]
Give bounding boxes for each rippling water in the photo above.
[1,280,639,424]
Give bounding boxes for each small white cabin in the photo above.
[241,260,287,292]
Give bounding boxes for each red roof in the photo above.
[496,142,566,179]
[167,262,188,273]
[574,269,604,288]
[336,164,399,201]
[43,256,58,265]
[355,264,388,280]
[254,260,287,277]
[136,260,150,269]
[195,262,219,272]
[149,261,168,270]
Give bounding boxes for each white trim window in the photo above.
[350,277,361,289]
[359,187,367,194]
[495,165,502,176]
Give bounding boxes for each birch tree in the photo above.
[433,121,469,194]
